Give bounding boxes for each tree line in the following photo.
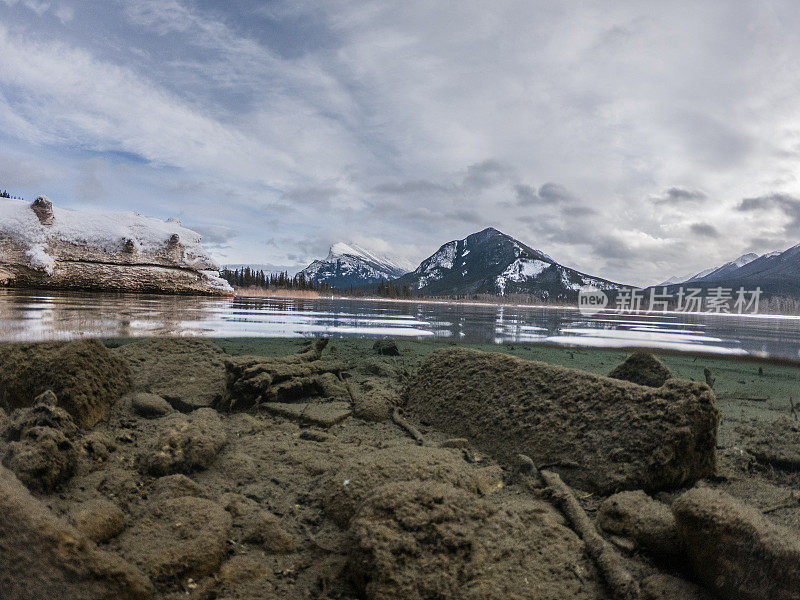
[219,267,415,298]
[0,189,23,199]
[219,267,331,291]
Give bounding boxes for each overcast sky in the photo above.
[3,1,800,285]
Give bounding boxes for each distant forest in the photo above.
[219,267,414,299]
[220,267,331,291]
[0,189,23,199]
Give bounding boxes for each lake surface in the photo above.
[2,289,800,359]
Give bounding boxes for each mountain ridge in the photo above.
[394,227,624,298]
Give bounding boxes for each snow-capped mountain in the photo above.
[395,227,624,298]
[654,246,800,298]
[657,268,716,287]
[298,242,413,288]
[657,252,768,287]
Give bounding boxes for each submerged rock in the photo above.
[139,408,226,476]
[242,510,296,554]
[406,347,719,494]
[372,339,400,356]
[640,574,713,600]
[348,480,604,600]
[745,415,800,470]
[130,393,172,419]
[117,496,232,582]
[2,391,78,492]
[0,339,132,428]
[70,498,126,543]
[222,338,350,410]
[3,425,77,492]
[4,389,78,439]
[672,487,800,600]
[353,383,398,423]
[320,445,489,526]
[0,465,154,600]
[597,490,683,562]
[115,339,227,412]
[608,351,673,387]
[149,474,207,500]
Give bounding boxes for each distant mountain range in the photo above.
[279,228,800,301]
[658,252,765,286]
[654,245,800,297]
[297,242,415,288]
[395,227,623,299]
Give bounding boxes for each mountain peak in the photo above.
[300,241,412,288]
[396,228,622,297]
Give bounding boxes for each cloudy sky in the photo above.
[3,0,800,285]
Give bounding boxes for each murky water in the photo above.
[2,289,800,359]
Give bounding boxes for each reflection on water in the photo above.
[2,289,800,359]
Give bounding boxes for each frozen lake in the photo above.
[2,289,800,359]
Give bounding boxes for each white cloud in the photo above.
[54,4,72,23]
[3,1,800,280]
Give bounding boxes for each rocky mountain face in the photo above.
[395,227,623,298]
[298,242,412,288]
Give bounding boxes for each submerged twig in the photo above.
[392,408,426,445]
[539,469,640,600]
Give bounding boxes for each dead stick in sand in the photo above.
[336,371,358,404]
[539,470,640,600]
[392,408,426,445]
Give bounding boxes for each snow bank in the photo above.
[0,197,232,295]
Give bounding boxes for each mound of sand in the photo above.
[348,480,605,600]
[0,339,132,428]
[608,351,673,387]
[114,338,226,412]
[672,487,800,600]
[405,347,719,494]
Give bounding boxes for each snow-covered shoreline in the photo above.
[0,196,232,296]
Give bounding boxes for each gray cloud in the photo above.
[738,193,800,235]
[653,187,707,204]
[372,180,449,196]
[515,182,575,205]
[689,223,719,238]
[462,159,511,191]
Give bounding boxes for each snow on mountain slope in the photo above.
[692,253,760,282]
[298,242,412,288]
[396,227,624,298]
[658,253,762,286]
